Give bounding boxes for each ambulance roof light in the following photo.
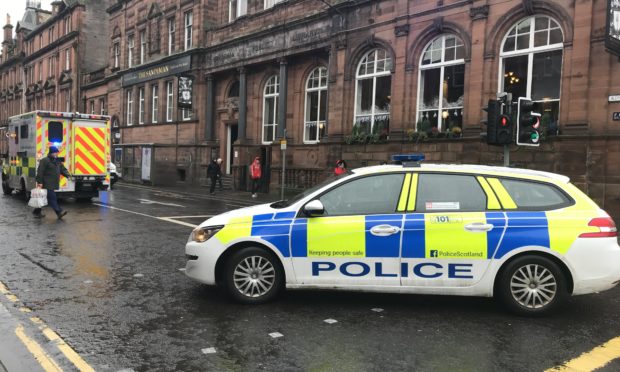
[392,153,425,167]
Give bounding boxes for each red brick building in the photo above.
[84,0,620,216]
[82,0,214,183]
[0,0,109,154]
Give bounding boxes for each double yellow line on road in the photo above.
[547,336,620,371]
[0,281,95,372]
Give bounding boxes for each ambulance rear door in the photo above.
[39,116,73,191]
[71,119,108,177]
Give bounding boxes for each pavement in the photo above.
[114,180,299,205]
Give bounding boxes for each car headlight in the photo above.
[190,226,223,243]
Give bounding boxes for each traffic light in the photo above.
[483,100,512,145]
[483,99,500,145]
[496,114,512,145]
[516,97,541,146]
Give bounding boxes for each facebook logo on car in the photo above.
[430,250,438,257]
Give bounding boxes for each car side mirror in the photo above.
[303,200,325,217]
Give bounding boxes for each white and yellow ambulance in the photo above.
[1,111,111,200]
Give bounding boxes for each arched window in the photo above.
[228,80,239,98]
[500,16,563,135]
[354,49,392,136]
[417,35,465,132]
[262,75,279,143]
[304,67,327,143]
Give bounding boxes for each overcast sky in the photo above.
[0,0,54,36]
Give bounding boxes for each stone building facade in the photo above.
[82,0,213,184]
[0,0,109,156]
[56,0,620,217]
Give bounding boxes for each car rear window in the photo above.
[500,178,571,209]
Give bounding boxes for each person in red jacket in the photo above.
[334,160,347,176]
[250,157,262,198]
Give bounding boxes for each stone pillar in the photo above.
[277,59,288,139]
[463,3,489,136]
[323,46,333,141]
[205,74,214,141]
[238,67,247,141]
[563,0,593,132]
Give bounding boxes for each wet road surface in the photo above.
[1,184,620,371]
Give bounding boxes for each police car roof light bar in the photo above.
[392,154,425,167]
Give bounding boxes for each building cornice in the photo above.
[107,0,128,15]
[0,53,24,71]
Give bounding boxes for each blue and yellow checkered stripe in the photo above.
[215,211,577,260]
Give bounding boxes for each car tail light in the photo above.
[579,217,618,238]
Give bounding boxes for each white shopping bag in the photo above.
[28,188,48,208]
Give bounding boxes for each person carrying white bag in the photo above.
[33,146,72,219]
[28,187,48,208]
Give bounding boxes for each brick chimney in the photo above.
[51,1,63,16]
[2,14,13,57]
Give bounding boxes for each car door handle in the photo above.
[370,224,401,236]
[464,223,494,232]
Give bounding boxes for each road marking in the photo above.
[158,217,199,228]
[548,336,620,371]
[14,324,63,372]
[1,281,96,372]
[30,317,95,372]
[93,203,197,228]
[138,199,186,208]
[116,183,259,206]
[160,215,213,219]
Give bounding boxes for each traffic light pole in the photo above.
[503,93,513,167]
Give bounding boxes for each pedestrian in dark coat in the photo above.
[207,159,221,194]
[34,146,71,219]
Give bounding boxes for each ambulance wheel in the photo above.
[224,247,284,304]
[19,179,28,200]
[497,255,568,316]
[2,181,12,195]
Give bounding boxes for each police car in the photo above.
[185,154,620,315]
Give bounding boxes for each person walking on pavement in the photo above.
[216,158,224,190]
[250,156,262,198]
[33,146,71,219]
[207,159,221,194]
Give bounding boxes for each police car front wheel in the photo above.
[224,247,284,304]
[498,255,568,316]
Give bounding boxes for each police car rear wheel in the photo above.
[499,256,567,316]
[224,247,283,304]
